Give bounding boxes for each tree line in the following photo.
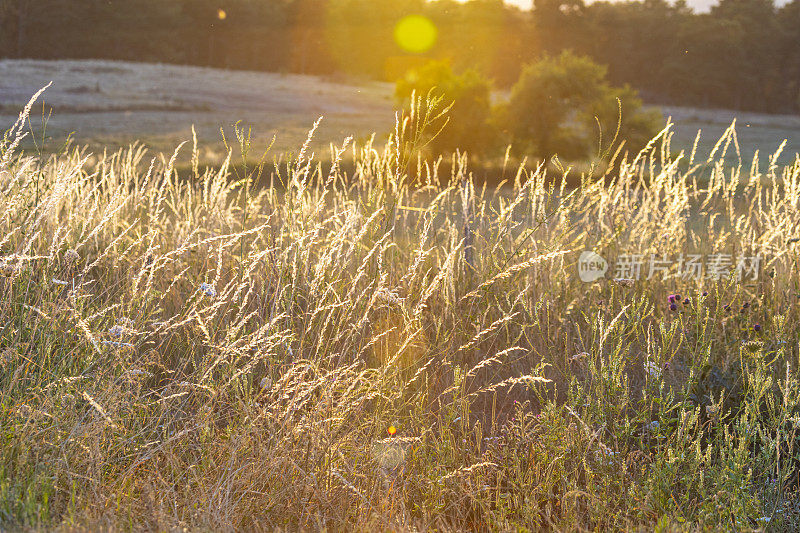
[1,0,799,113]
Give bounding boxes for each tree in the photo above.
[502,51,660,161]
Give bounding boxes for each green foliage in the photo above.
[503,52,661,160]
[395,61,495,156]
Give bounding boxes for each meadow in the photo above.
[1,80,800,531]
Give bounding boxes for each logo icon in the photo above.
[578,251,608,282]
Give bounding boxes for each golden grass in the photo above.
[0,93,799,531]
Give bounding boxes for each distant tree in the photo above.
[395,60,495,155]
[778,0,800,111]
[502,52,660,161]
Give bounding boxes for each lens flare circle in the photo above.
[394,15,437,54]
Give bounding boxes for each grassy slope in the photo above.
[1,92,800,530]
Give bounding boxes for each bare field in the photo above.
[0,59,396,162]
[1,59,798,167]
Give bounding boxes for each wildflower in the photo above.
[64,249,79,264]
[199,282,216,297]
[669,303,678,311]
[668,294,677,303]
[702,291,709,297]
[388,425,397,436]
[675,294,682,300]
[753,323,762,332]
[644,360,661,379]
[743,302,750,309]
[570,351,589,362]
[683,297,690,305]
[102,340,133,348]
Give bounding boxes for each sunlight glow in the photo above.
[394,15,437,54]
[217,8,227,20]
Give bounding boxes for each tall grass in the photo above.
[1,92,799,531]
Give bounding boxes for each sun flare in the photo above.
[394,15,437,54]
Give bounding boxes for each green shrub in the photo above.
[503,51,661,161]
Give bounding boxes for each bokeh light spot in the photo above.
[394,15,437,54]
[217,8,227,20]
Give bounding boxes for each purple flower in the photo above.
[668,294,677,303]
[683,298,690,305]
[743,302,750,309]
[702,291,709,297]
[753,324,762,332]
[724,304,731,311]
[669,303,678,311]
[675,294,682,300]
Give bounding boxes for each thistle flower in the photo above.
[683,298,690,305]
[753,323,762,332]
[669,303,678,311]
[199,282,216,297]
[743,340,763,353]
[64,249,79,264]
[668,294,677,303]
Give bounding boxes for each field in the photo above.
[0,59,396,162]
[3,61,800,531]
[2,59,799,168]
